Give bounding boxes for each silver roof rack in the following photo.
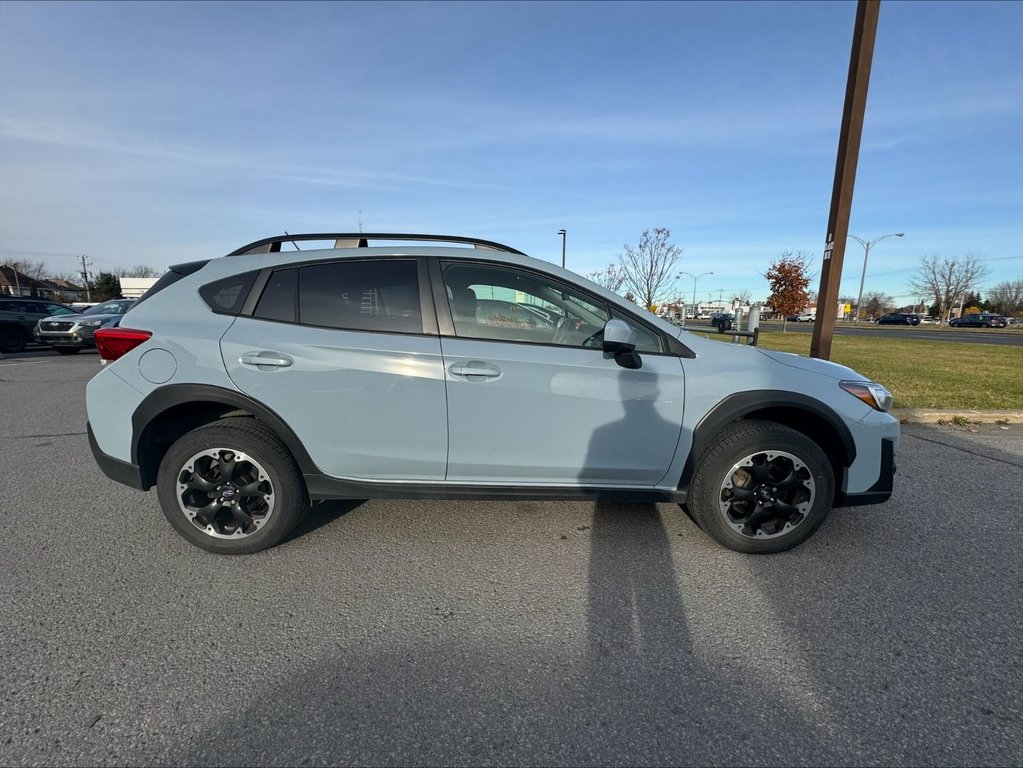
[227,233,526,257]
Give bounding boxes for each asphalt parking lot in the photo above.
[1,352,1021,766]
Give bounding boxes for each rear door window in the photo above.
[297,260,422,334]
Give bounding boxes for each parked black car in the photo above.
[950,313,1008,328]
[875,312,920,326]
[0,296,79,353]
[711,312,734,332]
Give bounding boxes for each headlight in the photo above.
[840,380,893,412]
[78,319,104,327]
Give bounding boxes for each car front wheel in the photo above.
[156,417,307,554]
[0,325,27,353]
[687,421,835,554]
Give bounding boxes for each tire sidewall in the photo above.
[0,325,27,353]
[156,421,305,554]
[690,422,835,554]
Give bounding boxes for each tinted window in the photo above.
[298,260,422,334]
[254,268,297,323]
[199,271,257,315]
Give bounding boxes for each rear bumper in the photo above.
[87,422,146,490]
[834,437,895,507]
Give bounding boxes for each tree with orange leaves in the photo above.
[765,250,812,332]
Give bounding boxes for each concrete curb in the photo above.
[892,409,1023,424]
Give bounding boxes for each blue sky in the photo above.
[1,0,1021,305]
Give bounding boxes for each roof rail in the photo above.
[226,233,526,257]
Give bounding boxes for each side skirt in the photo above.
[304,474,686,504]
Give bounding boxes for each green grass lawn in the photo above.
[719,331,1023,410]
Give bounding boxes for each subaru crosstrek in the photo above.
[35,298,136,354]
[86,233,898,555]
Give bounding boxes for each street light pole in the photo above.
[8,262,22,296]
[678,271,713,321]
[850,232,904,321]
[557,229,566,269]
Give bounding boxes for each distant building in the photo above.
[0,265,60,298]
[50,278,86,302]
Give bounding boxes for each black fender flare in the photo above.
[678,390,857,490]
[131,383,319,483]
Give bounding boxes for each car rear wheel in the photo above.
[687,421,835,554]
[156,417,307,554]
[0,325,27,353]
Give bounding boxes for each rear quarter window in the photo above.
[199,271,258,315]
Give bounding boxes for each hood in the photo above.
[756,348,867,381]
[73,312,124,323]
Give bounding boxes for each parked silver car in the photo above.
[86,233,898,556]
[34,298,136,354]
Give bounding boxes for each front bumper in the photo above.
[834,437,896,507]
[35,329,96,347]
[87,422,146,490]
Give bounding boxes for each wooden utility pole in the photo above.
[810,0,880,359]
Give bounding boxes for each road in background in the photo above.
[680,319,1023,346]
[1,355,1021,766]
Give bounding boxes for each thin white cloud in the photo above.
[0,116,505,191]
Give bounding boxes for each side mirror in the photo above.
[602,318,642,369]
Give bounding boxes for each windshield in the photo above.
[82,300,133,316]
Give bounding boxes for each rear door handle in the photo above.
[449,361,501,379]
[239,351,293,368]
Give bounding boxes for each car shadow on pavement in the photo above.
[142,500,844,767]
[282,499,367,543]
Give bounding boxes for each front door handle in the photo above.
[449,361,501,379]
[239,351,293,368]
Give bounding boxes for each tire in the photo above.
[0,325,27,354]
[687,421,835,554]
[156,417,307,554]
[55,347,81,355]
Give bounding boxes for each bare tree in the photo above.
[861,291,895,320]
[731,289,753,305]
[50,270,83,284]
[987,278,1023,317]
[618,228,683,311]
[909,254,990,324]
[116,265,162,278]
[587,264,626,294]
[17,259,50,280]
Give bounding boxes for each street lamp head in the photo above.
[895,233,905,237]
[557,229,566,236]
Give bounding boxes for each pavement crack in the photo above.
[902,431,1023,470]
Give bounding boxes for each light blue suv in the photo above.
[86,233,898,555]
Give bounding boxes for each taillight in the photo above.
[94,328,152,362]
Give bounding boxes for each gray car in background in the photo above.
[86,233,898,556]
[34,298,136,354]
